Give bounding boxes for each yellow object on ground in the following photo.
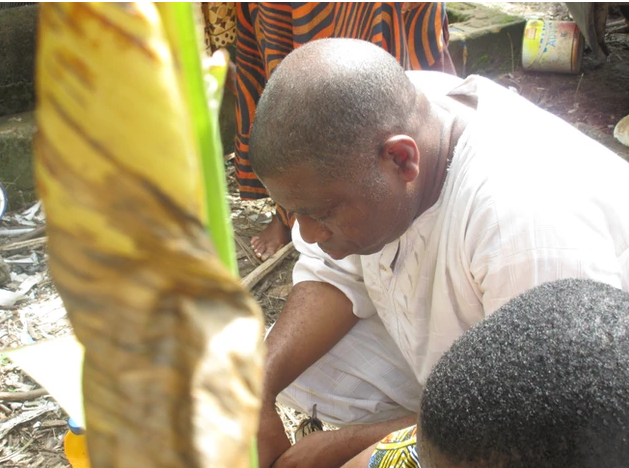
[521,19,584,73]
[64,431,91,468]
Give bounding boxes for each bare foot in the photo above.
[251,215,291,261]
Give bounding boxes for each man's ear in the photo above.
[380,135,420,182]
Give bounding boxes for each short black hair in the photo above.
[249,38,420,182]
[420,278,629,468]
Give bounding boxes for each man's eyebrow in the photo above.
[293,207,318,216]
[293,205,330,217]
[291,199,336,217]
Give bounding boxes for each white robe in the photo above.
[278,72,629,426]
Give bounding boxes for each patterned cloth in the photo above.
[201,2,237,52]
[234,2,451,227]
[368,425,419,468]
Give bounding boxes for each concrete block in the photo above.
[0,4,38,117]
[447,3,526,77]
[0,111,36,207]
[0,95,235,209]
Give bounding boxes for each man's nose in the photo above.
[297,215,332,244]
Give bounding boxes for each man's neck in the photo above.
[414,98,474,218]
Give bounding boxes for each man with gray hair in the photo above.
[248,38,629,468]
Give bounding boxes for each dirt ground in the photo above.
[489,2,629,160]
[1,3,629,467]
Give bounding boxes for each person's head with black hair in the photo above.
[418,278,629,468]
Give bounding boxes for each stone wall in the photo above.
[447,3,526,77]
[0,3,38,117]
[0,4,38,207]
[0,112,36,206]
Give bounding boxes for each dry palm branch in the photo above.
[34,3,264,467]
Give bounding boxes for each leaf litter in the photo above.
[0,167,308,467]
[3,8,629,462]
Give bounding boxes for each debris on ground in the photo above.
[0,176,299,467]
[1,4,629,466]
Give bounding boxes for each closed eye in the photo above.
[311,211,331,222]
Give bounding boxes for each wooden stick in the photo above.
[0,388,48,402]
[11,225,46,243]
[0,435,36,463]
[233,234,261,266]
[40,419,70,428]
[0,404,56,439]
[242,242,295,290]
[0,237,48,252]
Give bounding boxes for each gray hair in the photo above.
[249,38,421,182]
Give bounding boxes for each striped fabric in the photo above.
[234,2,449,226]
[368,425,419,468]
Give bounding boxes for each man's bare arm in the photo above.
[274,413,418,468]
[258,281,360,468]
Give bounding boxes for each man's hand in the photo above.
[271,431,346,468]
[271,414,417,468]
[256,280,417,467]
[257,281,359,468]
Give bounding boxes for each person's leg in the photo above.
[234,3,297,261]
[277,314,421,427]
[399,2,456,75]
[234,3,270,203]
[427,9,456,75]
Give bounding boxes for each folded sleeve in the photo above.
[291,223,377,318]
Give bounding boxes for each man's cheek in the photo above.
[337,221,364,241]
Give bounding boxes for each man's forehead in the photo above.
[263,171,345,213]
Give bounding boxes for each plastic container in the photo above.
[64,418,90,468]
[522,19,584,74]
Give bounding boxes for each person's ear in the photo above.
[380,135,420,182]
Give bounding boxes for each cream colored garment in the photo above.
[281,71,629,425]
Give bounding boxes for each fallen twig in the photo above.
[0,435,35,463]
[574,73,584,101]
[242,242,295,290]
[40,419,69,428]
[0,237,47,253]
[0,388,48,403]
[0,402,57,439]
[11,225,46,244]
[0,228,36,238]
[507,32,515,75]
[234,234,262,266]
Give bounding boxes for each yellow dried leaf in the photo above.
[34,4,264,468]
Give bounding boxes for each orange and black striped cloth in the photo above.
[234,2,452,227]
